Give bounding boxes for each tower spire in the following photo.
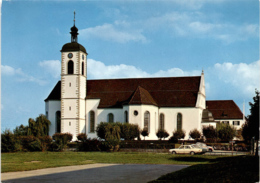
[74,11,76,26]
[70,11,78,43]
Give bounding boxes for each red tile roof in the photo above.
[206,100,243,119]
[44,81,61,101]
[45,76,201,108]
[86,77,201,108]
[128,86,158,106]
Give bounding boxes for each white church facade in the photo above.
[45,20,245,141]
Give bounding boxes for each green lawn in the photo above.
[149,155,259,183]
[2,152,258,183]
[2,151,223,173]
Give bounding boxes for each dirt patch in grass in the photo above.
[24,161,41,163]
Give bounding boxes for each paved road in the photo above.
[2,163,189,183]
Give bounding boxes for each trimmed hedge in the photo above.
[77,139,110,152]
[1,131,52,152]
[77,133,88,142]
[20,136,41,152]
[51,133,73,151]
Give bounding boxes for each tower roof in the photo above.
[61,42,87,53]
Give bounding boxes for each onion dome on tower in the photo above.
[61,11,87,54]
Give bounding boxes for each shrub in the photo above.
[96,122,107,140]
[105,123,121,151]
[120,123,140,140]
[217,123,236,141]
[202,126,217,140]
[51,133,73,151]
[1,129,21,152]
[20,136,41,152]
[13,125,28,136]
[78,138,103,151]
[64,133,73,142]
[96,122,121,151]
[141,129,149,140]
[189,129,202,141]
[77,133,88,142]
[27,114,51,137]
[168,136,178,143]
[97,122,140,141]
[156,129,169,140]
[38,136,52,151]
[168,130,185,143]
[173,129,186,139]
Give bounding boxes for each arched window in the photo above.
[68,60,74,74]
[82,62,84,75]
[177,113,182,131]
[55,111,61,133]
[144,111,150,132]
[124,111,128,123]
[108,113,114,123]
[89,111,95,133]
[159,113,165,130]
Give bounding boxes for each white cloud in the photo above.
[1,65,22,76]
[87,58,200,79]
[80,23,146,43]
[87,58,259,100]
[1,65,46,85]
[213,60,260,95]
[39,60,61,78]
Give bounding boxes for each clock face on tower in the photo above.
[68,53,73,58]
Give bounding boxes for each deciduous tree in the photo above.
[189,129,202,141]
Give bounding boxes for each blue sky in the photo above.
[1,0,259,131]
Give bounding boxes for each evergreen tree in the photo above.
[242,89,259,142]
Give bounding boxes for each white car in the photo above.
[169,145,203,155]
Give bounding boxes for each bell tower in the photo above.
[60,12,87,140]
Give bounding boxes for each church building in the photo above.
[45,19,245,141]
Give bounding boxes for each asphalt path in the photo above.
[2,163,189,183]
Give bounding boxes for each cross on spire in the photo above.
[70,11,78,43]
[74,11,76,25]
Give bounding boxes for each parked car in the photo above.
[195,142,214,152]
[169,145,204,155]
[191,144,207,153]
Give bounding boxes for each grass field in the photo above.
[2,152,259,183]
[2,151,224,173]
